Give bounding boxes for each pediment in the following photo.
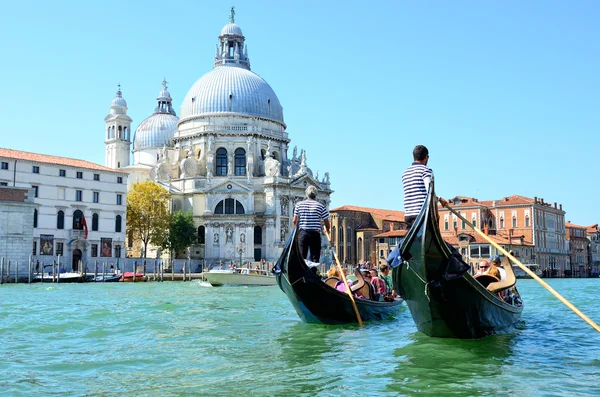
[290,174,319,190]
[206,179,253,194]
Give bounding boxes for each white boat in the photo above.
[203,267,276,286]
[33,271,91,283]
[512,264,542,279]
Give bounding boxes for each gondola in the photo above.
[392,184,523,338]
[274,227,403,324]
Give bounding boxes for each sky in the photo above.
[1,0,598,225]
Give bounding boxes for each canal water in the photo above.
[1,279,599,396]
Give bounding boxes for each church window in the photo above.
[72,210,83,230]
[32,166,39,174]
[339,227,344,244]
[57,210,64,229]
[214,198,245,215]
[33,209,38,228]
[234,148,246,176]
[198,226,206,244]
[272,151,279,161]
[92,213,99,231]
[117,126,122,139]
[216,148,227,176]
[115,215,122,233]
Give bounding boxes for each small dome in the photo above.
[157,89,171,100]
[111,87,127,108]
[220,22,243,36]
[133,113,179,151]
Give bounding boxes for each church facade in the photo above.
[105,11,333,265]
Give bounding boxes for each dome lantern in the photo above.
[214,7,250,70]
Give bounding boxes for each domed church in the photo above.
[105,9,333,264]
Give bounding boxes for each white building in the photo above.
[0,186,35,267]
[109,10,333,264]
[0,149,128,269]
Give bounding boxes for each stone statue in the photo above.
[292,146,297,160]
[240,233,245,243]
[267,140,272,156]
[281,223,288,241]
[324,172,330,183]
[229,6,235,22]
[315,170,319,182]
[158,145,168,161]
[207,136,214,153]
[246,156,253,179]
[281,197,289,216]
[246,136,253,151]
[264,156,281,177]
[226,227,233,243]
[227,160,233,176]
[214,233,219,244]
[286,164,292,177]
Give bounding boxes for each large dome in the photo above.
[179,66,284,124]
[133,113,179,151]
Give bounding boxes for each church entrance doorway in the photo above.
[254,248,261,262]
[72,249,82,271]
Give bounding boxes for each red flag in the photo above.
[81,214,88,239]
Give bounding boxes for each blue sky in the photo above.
[1,1,598,225]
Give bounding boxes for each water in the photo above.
[1,279,599,396]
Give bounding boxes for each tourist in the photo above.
[490,256,506,281]
[379,264,397,298]
[292,185,331,263]
[370,269,386,299]
[476,260,490,276]
[401,145,448,227]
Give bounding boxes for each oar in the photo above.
[442,201,600,333]
[324,231,364,327]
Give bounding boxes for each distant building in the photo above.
[565,221,589,277]
[329,205,407,265]
[0,149,128,269]
[586,224,600,277]
[439,195,568,277]
[0,186,35,267]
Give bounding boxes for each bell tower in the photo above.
[105,85,132,169]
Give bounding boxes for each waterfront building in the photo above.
[0,149,128,269]
[329,206,407,265]
[0,186,35,266]
[586,224,600,277]
[109,11,332,264]
[438,195,568,277]
[565,221,589,277]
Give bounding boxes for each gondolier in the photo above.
[402,145,447,227]
[293,186,331,263]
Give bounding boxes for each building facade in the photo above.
[565,222,589,277]
[329,206,407,265]
[439,195,568,277]
[0,149,128,269]
[586,224,600,277]
[0,186,35,268]
[110,11,332,264]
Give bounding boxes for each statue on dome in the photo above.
[229,6,235,23]
[292,146,297,160]
[207,136,214,153]
[324,172,330,184]
[315,170,319,182]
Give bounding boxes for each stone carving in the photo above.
[292,146,297,160]
[158,145,169,161]
[315,170,319,182]
[300,151,307,175]
[281,222,289,241]
[214,233,219,244]
[207,136,214,153]
[267,140,272,156]
[227,160,233,176]
[226,226,233,243]
[287,164,292,177]
[180,156,198,178]
[240,233,245,243]
[264,155,281,177]
[323,172,330,184]
[246,156,254,179]
[280,196,289,216]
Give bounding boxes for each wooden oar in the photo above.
[324,231,364,327]
[442,201,600,333]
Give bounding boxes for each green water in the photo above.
[0,279,599,396]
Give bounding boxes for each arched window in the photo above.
[272,151,279,161]
[234,148,246,176]
[500,218,504,229]
[33,209,38,228]
[92,213,99,231]
[198,226,206,244]
[57,210,64,229]
[73,210,83,230]
[358,237,363,261]
[254,226,262,244]
[347,227,352,243]
[339,227,344,245]
[117,126,122,139]
[512,216,517,228]
[115,215,122,233]
[214,199,245,215]
[216,148,227,176]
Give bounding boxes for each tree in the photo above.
[126,181,170,258]
[155,210,197,259]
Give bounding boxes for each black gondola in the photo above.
[274,228,403,324]
[392,184,523,338]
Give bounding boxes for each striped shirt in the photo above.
[402,162,433,217]
[294,199,329,231]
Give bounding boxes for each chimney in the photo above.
[554,202,557,208]
[534,196,538,203]
[541,198,544,205]
[560,204,562,210]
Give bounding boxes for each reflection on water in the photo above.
[389,332,516,396]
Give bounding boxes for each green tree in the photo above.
[126,181,170,258]
[155,210,197,259]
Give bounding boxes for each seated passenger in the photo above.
[327,267,340,278]
[370,269,386,300]
[476,260,490,276]
[490,256,507,281]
